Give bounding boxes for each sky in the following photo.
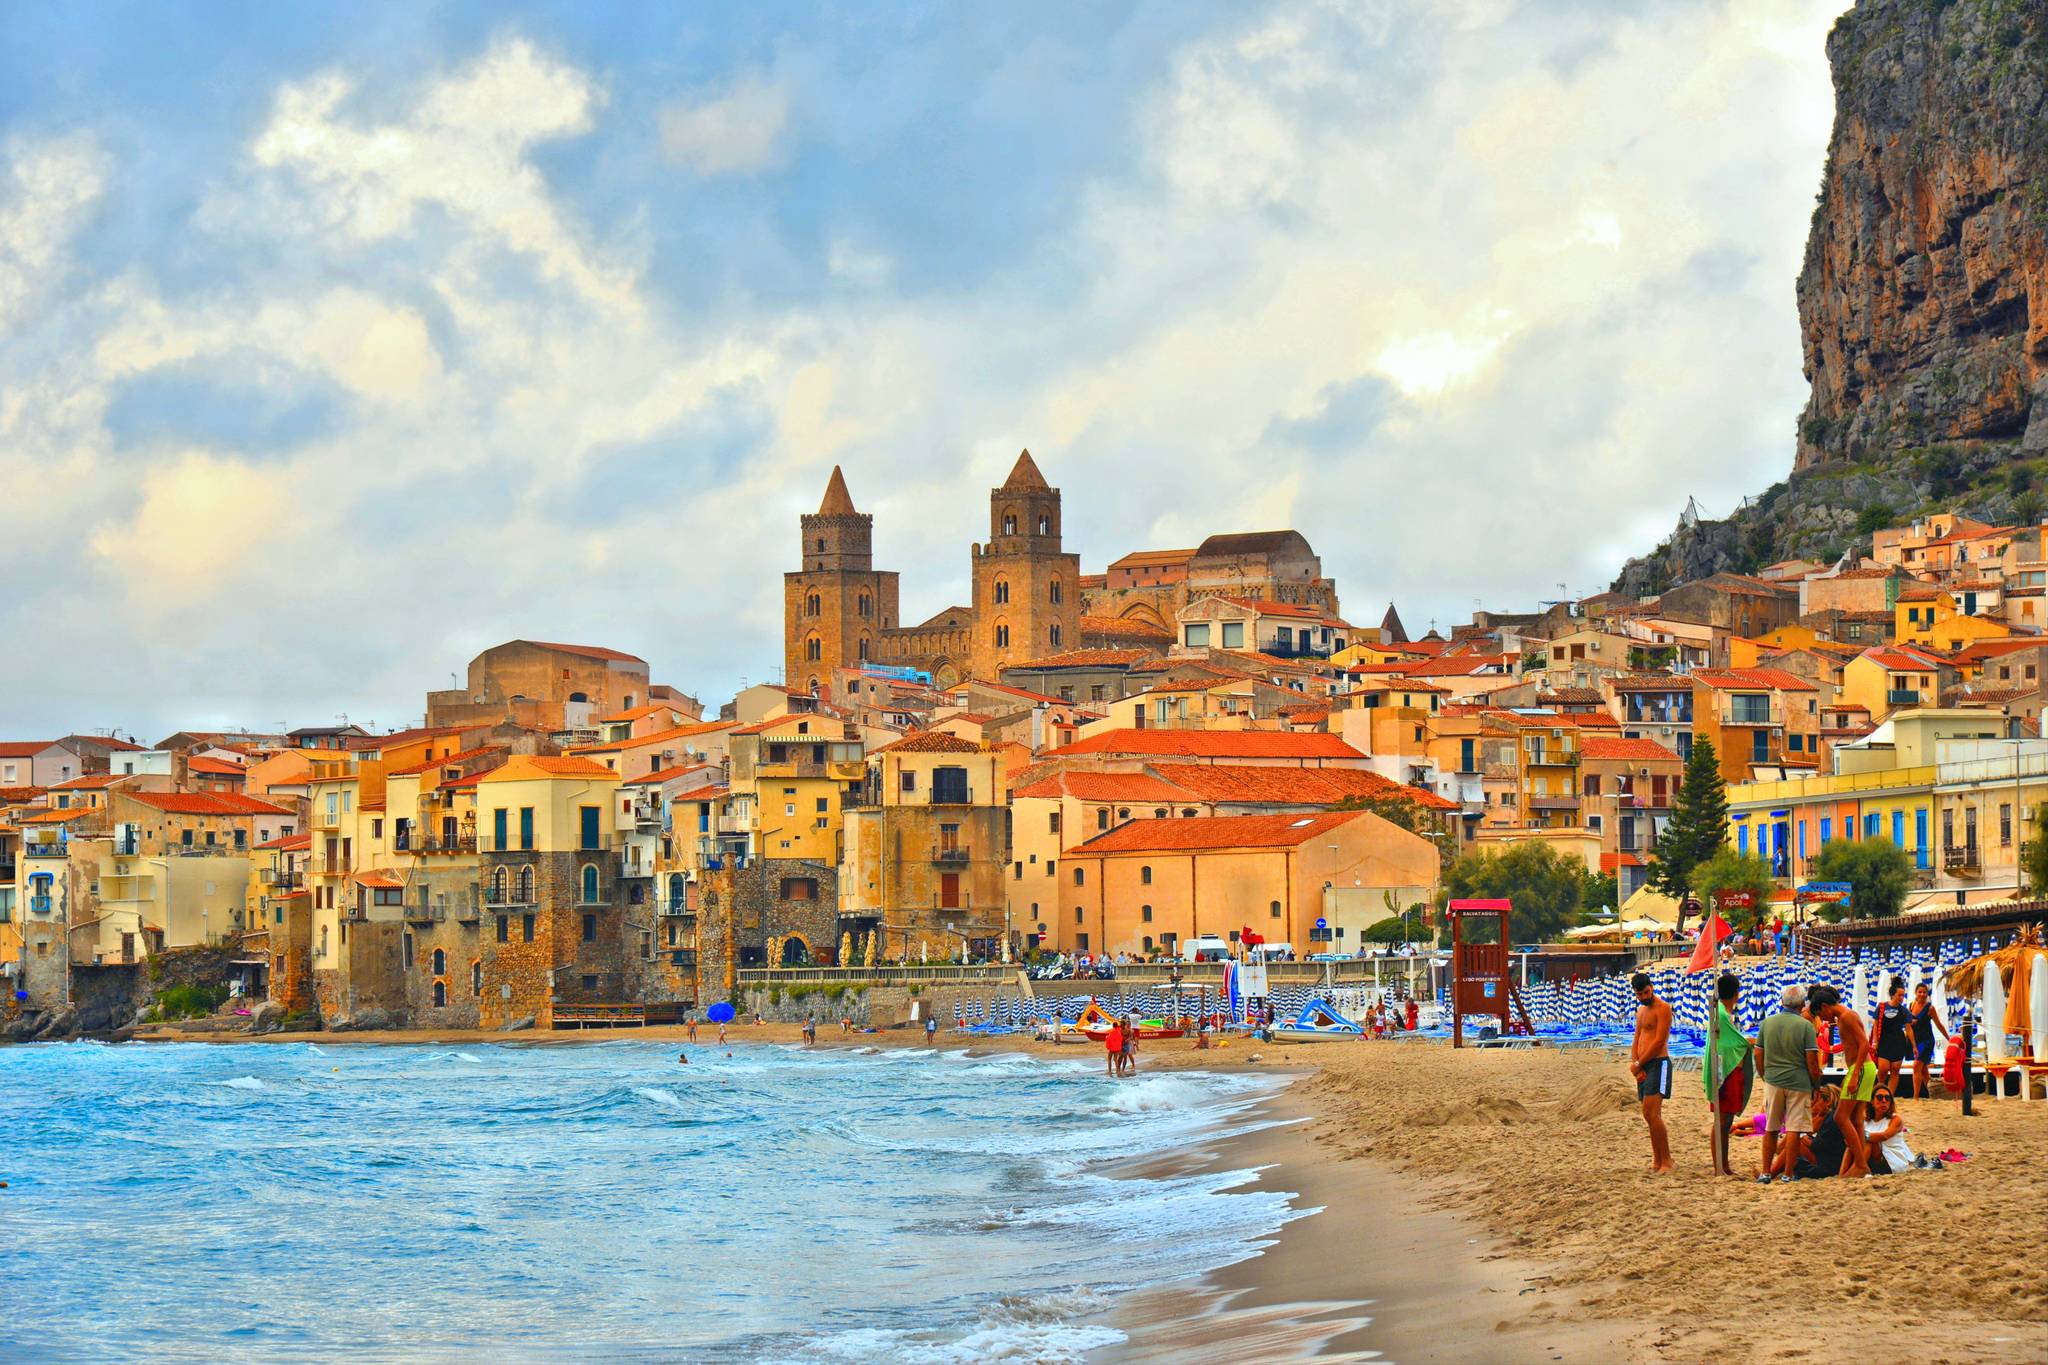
[0,0,1850,740]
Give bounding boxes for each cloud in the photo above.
[0,133,108,332]
[658,72,792,176]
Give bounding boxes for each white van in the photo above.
[1248,942,1296,963]
[1183,935,1232,963]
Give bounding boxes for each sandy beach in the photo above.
[129,1019,2048,1362]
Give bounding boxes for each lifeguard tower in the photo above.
[1447,898,1535,1047]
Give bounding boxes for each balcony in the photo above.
[266,869,303,892]
[312,810,340,830]
[660,898,693,916]
[668,949,699,967]
[342,905,368,922]
[931,845,971,864]
[455,900,480,922]
[403,832,478,855]
[484,887,533,907]
[1259,639,1331,660]
[1524,750,1578,767]
[1943,844,1981,876]
[626,800,662,831]
[405,902,446,923]
[322,858,353,876]
[113,835,138,857]
[24,840,68,860]
[0,858,14,881]
[30,895,53,916]
[1887,689,1924,707]
[1527,795,1579,811]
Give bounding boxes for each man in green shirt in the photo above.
[1754,984,1821,1183]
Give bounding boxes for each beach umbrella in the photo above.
[707,1001,735,1024]
[1850,963,1869,1019]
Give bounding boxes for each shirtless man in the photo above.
[1630,972,1674,1173]
[1809,984,1872,1176]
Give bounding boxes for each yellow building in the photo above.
[1728,625,1825,668]
[728,714,865,865]
[1005,770,1199,951]
[1896,588,2013,652]
[1841,646,1951,720]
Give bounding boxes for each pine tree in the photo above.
[1650,735,1729,931]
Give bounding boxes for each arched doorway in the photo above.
[780,934,812,967]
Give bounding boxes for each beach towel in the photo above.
[1704,1004,1753,1112]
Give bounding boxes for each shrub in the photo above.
[155,984,228,1020]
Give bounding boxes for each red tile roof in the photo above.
[386,745,508,778]
[869,731,982,755]
[1580,737,1683,763]
[186,756,246,776]
[1012,772,1197,803]
[571,720,736,752]
[599,702,678,723]
[625,762,711,786]
[346,726,468,752]
[19,807,91,824]
[353,870,404,889]
[1689,668,1819,692]
[1079,615,1175,640]
[1010,648,1156,670]
[1861,647,1945,671]
[1147,763,1454,810]
[49,773,125,790]
[0,741,52,758]
[1068,810,1368,854]
[127,791,291,816]
[1043,729,1365,760]
[256,832,312,851]
[487,755,618,779]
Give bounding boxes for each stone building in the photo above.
[782,467,902,695]
[692,856,841,1004]
[426,640,653,735]
[840,732,1010,962]
[1081,530,1341,637]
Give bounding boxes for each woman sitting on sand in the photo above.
[1863,1088,1941,1173]
[1790,1085,1844,1180]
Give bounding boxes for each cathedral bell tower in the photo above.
[783,467,900,696]
[970,450,1082,679]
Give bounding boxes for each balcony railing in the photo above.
[267,869,303,891]
[660,898,692,916]
[483,886,533,907]
[1943,844,1980,875]
[931,846,970,864]
[30,895,53,915]
[25,840,68,860]
[1887,690,1924,707]
[410,834,478,855]
[323,858,353,876]
[1259,639,1331,660]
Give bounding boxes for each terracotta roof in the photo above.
[1012,772,1196,803]
[1068,810,1367,854]
[0,741,52,758]
[999,448,1049,492]
[1600,852,1645,871]
[957,679,1068,706]
[1107,548,1196,570]
[1146,763,1455,810]
[49,773,125,790]
[387,745,507,778]
[1689,668,1818,692]
[598,703,678,724]
[186,756,246,776]
[680,786,729,804]
[1009,648,1154,670]
[1192,531,1303,558]
[19,808,91,824]
[514,640,646,664]
[1536,687,1605,704]
[1580,737,1683,763]
[869,731,982,755]
[346,726,467,752]
[480,755,619,782]
[352,870,405,889]
[816,465,859,516]
[571,720,736,752]
[1949,639,2043,665]
[1861,647,1944,671]
[255,832,312,851]
[1043,729,1365,760]
[127,791,291,817]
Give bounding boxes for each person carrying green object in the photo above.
[1706,972,1755,1177]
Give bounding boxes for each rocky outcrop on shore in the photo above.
[1614,0,2045,594]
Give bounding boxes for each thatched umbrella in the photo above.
[1943,925,2046,1039]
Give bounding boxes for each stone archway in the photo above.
[780,934,813,967]
[1118,601,1170,630]
[931,660,961,688]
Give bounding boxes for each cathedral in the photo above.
[783,451,1081,693]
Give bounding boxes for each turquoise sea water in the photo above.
[0,1039,1297,1361]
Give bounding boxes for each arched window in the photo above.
[667,873,685,909]
[490,866,507,901]
[993,578,1009,605]
[858,593,871,618]
[1117,807,1129,820]
[433,980,446,1007]
[1049,578,1062,604]
[471,960,482,995]
[1270,900,1282,919]
[857,636,870,661]
[1142,935,1154,952]
[432,947,445,975]
[1153,808,1167,819]
[517,866,535,904]
[816,537,825,551]
[1141,904,1153,922]
[1140,866,1152,885]
[581,864,600,904]
[806,593,821,617]
[805,635,822,662]
[1049,624,1062,647]
[1003,512,1018,536]
[568,692,588,704]
[1037,515,1051,536]
[995,624,1009,648]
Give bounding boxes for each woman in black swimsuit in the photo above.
[1871,976,1913,1094]
[1907,980,1949,1099]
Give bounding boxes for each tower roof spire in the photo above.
[817,465,858,516]
[999,449,1050,492]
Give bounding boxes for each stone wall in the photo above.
[693,858,841,1007]
[400,916,484,1029]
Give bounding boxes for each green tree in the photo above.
[2019,803,2048,898]
[1806,838,1913,921]
[1433,841,1584,944]
[1689,849,1776,930]
[1361,913,1424,945]
[1853,503,1896,537]
[1649,736,1730,930]
[1580,867,1618,915]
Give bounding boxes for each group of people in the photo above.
[1631,971,1960,1180]
[1101,1016,1141,1076]
[1363,997,1419,1037]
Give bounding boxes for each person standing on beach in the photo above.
[802,1014,817,1047]
[1629,972,1674,1174]
[924,1014,938,1046]
[1871,977,1912,1095]
[1809,985,1872,1177]
[686,1015,699,1043]
[717,1017,728,1046]
[1706,972,1754,1177]
[1120,1015,1138,1076]
[1907,981,1948,1100]
[1755,984,1819,1183]
[1103,1020,1124,1077]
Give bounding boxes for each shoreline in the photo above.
[66,1021,2048,1362]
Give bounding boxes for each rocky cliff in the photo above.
[1614,0,2046,597]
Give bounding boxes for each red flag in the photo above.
[1686,910,1733,973]
[1240,926,1264,948]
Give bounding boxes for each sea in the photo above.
[0,1039,1301,1362]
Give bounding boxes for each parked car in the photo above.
[1091,961,1117,981]
[1183,935,1232,963]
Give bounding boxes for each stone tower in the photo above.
[783,467,900,695]
[970,451,1081,679]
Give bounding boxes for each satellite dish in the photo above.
[707,1002,736,1024]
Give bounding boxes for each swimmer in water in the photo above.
[677,1052,688,1065]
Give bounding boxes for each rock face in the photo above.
[1795,0,2047,468]
[1615,1,2045,595]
